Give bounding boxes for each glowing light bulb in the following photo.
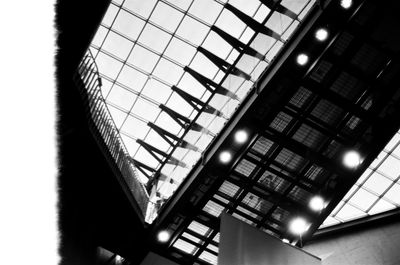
[157,230,170,243]
[219,151,232,164]
[309,196,325,211]
[315,28,329,41]
[296,53,309,66]
[343,150,361,168]
[235,130,248,144]
[289,217,309,235]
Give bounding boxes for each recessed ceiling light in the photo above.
[289,217,309,235]
[157,230,170,243]
[340,0,352,9]
[315,28,329,41]
[309,196,325,211]
[343,150,361,168]
[219,151,232,164]
[296,53,309,66]
[234,130,248,144]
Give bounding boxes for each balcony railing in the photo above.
[74,50,149,218]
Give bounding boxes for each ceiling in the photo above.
[79,0,400,264]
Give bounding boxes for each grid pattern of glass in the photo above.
[89,0,317,221]
[321,130,400,228]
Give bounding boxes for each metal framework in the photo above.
[147,1,400,264]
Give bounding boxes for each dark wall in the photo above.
[56,1,150,264]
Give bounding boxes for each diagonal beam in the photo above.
[171,85,225,117]
[197,46,251,80]
[210,25,265,60]
[159,104,213,135]
[147,122,200,152]
[225,3,282,41]
[184,66,240,100]
[137,139,187,168]
[259,0,298,20]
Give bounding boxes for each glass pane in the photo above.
[150,1,184,32]
[384,184,400,205]
[166,0,191,10]
[102,31,133,59]
[127,45,160,73]
[113,10,145,40]
[378,155,400,180]
[229,0,260,17]
[368,199,396,215]
[177,15,210,45]
[164,37,197,66]
[189,0,223,24]
[138,24,172,53]
[130,97,160,121]
[348,188,377,211]
[335,204,367,221]
[96,52,123,79]
[123,0,157,18]
[363,172,392,195]
[121,115,148,139]
[106,85,137,111]
[141,78,171,104]
[117,65,148,92]
[153,58,184,85]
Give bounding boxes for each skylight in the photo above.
[88,0,317,223]
[321,130,400,228]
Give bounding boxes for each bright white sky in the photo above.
[90,0,316,207]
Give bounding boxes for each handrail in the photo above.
[74,49,150,218]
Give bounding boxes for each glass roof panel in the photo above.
[152,58,184,85]
[106,85,137,111]
[112,10,146,40]
[141,78,171,104]
[164,37,197,66]
[348,188,378,211]
[130,98,160,121]
[176,15,209,46]
[123,0,157,18]
[121,115,148,139]
[188,0,223,24]
[138,24,172,53]
[117,65,148,92]
[127,45,160,73]
[102,31,133,60]
[150,1,184,32]
[88,0,317,224]
[96,52,123,79]
[166,0,192,10]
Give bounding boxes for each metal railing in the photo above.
[74,50,149,217]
